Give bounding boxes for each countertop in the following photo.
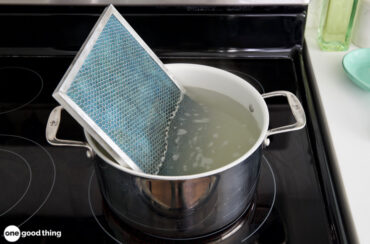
[306,29,370,244]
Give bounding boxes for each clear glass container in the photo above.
[352,0,370,47]
[318,0,358,51]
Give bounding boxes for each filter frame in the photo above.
[53,4,184,172]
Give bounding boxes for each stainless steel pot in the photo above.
[46,64,306,239]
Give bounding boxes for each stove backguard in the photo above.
[0,5,306,55]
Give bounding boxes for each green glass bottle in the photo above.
[318,0,358,51]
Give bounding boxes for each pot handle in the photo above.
[46,106,95,158]
[262,91,306,146]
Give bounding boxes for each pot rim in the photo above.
[85,63,269,180]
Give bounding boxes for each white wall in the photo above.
[306,0,323,30]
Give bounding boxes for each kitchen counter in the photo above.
[306,29,370,244]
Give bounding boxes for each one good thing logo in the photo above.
[3,225,20,242]
[3,225,62,242]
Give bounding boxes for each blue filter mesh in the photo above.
[66,15,182,174]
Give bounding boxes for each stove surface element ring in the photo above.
[0,149,32,217]
[0,67,43,115]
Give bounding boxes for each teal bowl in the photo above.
[343,48,370,91]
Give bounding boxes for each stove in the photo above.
[0,2,350,243]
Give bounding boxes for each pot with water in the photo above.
[46,64,306,239]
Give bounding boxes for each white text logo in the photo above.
[3,226,62,242]
[3,225,21,242]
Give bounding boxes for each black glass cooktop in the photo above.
[0,53,345,244]
[0,4,348,244]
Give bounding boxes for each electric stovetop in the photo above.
[0,4,348,244]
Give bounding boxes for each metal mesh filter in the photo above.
[53,5,184,174]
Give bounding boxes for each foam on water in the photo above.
[158,87,261,176]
